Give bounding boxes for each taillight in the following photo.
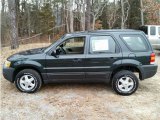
[150,53,155,64]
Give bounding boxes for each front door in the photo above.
[45,36,86,82]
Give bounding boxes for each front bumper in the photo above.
[3,66,15,83]
[140,64,158,80]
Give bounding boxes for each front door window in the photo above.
[56,37,85,55]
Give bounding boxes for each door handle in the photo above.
[110,57,117,59]
[73,58,82,62]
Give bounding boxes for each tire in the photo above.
[15,69,42,93]
[112,70,139,96]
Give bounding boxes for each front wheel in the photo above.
[112,70,139,96]
[15,69,42,93]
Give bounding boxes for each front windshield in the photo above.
[44,34,66,52]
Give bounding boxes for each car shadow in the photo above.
[41,82,113,93]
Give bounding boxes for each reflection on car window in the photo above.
[90,36,116,53]
[64,37,84,48]
[150,27,156,35]
[122,35,148,51]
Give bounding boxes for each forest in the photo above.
[1,0,160,49]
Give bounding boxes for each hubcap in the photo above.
[117,76,134,92]
[19,75,36,91]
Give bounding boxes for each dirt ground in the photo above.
[0,44,160,120]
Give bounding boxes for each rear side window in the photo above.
[150,26,156,35]
[158,27,160,35]
[90,36,116,53]
[121,35,148,51]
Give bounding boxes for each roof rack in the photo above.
[67,29,140,35]
[88,29,138,33]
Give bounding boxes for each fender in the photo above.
[111,59,144,80]
[13,60,45,73]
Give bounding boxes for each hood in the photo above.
[18,47,46,55]
[7,47,46,61]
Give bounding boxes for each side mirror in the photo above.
[51,50,58,58]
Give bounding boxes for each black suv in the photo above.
[3,30,158,95]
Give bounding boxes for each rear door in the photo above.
[85,35,122,82]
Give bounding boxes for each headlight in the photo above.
[4,60,11,68]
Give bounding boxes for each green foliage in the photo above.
[157,0,160,2]
[39,3,55,35]
[128,0,141,29]
[99,5,108,29]
[17,1,55,36]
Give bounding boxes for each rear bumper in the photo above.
[140,64,158,80]
[3,66,15,83]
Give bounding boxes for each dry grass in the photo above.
[1,43,160,120]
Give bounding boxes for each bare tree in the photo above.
[90,0,108,30]
[8,0,19,49]
[64,1,70,33]
[140,0,144,26]
[69,0,74,32]
[74,0,86,31]
[121,0,130,29]
[106,0,119,29]
[1,0,5,43]
[86,0,91,30]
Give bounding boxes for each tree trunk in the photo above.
[1,0,5,43]
[81,15,85,31]
[65,2,69,33]
[8,0,19,49]
[69,0,74,32]
[140,0,144,26]
[86,0,91,30]
[121,0,125,29]
[121,0,130,29]
[27,4,31,37]
[159,9,160,23]
[81,0,85,31]
[92,17,96,30]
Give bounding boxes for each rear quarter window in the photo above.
[121,35,149,52]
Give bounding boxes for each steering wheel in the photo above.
[59,46,66,54]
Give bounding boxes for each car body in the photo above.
[3,29,158,95]
[139,25,160,50]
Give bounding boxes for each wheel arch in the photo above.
[111,65,143,80]
[13,66,44,83]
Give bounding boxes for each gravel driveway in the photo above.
[1,45,160,120]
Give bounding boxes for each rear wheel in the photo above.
[15,69,42,93]
[112,70,139,95]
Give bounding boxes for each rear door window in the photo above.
[121,35,148,51]
[89,36,117,53]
